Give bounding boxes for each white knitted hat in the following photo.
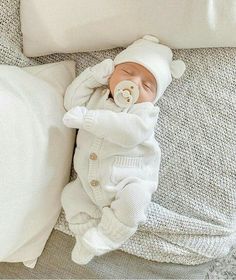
[114,35,186,103]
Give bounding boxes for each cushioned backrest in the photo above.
[20,0,236,57]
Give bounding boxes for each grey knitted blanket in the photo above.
[1,0,236,278]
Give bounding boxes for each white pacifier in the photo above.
[113,80,139,108]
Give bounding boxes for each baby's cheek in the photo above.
[108,78,115,94]
[137,91,155,103]
[136,94,145,103]
[109,73,123,94]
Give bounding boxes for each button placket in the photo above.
[89,152,98,188]
[89,151,99,188]
[89,152,97,160]
[88,138,108,206]
[90,179,99,187]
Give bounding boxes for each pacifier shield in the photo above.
[113,80,139,108]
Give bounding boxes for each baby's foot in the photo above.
[71,236,95,265]
[81,227,119,256]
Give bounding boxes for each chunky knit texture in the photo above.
[1,0,236,276]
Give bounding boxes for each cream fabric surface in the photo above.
[1,0,236,278]
[20,0,236,56]
[0,61,76,265]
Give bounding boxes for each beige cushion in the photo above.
[0,61,76,267]
[20,0,236,57]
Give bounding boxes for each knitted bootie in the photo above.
[81,227,116,256]
[71,236,95,265]
[81,207,138,256]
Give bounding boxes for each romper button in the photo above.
[89,153,97,160]
[90,180,99,187]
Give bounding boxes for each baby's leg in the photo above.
[61,178,101,231]
[110,177,157,227]
[81,177,157,256]
[61,178,102,264]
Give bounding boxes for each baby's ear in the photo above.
[170,60,186,79]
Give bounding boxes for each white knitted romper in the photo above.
[61,66,161,264]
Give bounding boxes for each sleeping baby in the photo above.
[61,35,186,265]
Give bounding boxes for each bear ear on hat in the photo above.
[142,35,160,43]
[170,60,186,79]
[131,34,160,46]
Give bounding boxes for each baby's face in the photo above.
[108,62,157,103]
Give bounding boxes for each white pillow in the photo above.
[0,61,76,268]
[20,0,236,57]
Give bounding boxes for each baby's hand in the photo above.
[90,58,114,85]
[62,106,88,129]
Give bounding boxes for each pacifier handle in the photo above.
[122,89,131,98]
[122,89,133,103]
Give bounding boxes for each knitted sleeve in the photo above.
[82,104,159,148]
[63,67,103,111]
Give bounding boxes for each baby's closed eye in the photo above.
[144,83,151,89]
[122,69,131,74]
